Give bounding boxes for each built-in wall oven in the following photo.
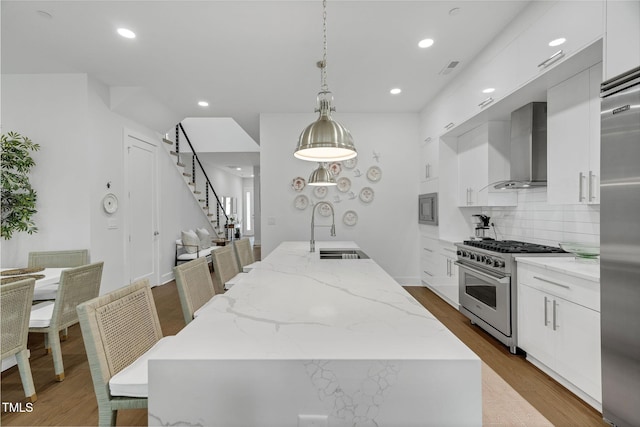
[455,240,569,354]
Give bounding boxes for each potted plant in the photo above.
[1,131,40,239]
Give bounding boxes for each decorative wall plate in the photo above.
[318,202,333,217]
[342,158,357,169]
[313,186,328,198]
[336,177,351,193]
[343,210,358,226]
[291,177,306,192]
[294,194,309,210]
[328,162,342,176]
[359,187,375,203]
[366,166,382,182]
[102,193,119,213]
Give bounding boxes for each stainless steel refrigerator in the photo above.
[600,65,640,427]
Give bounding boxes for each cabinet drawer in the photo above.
[518,264,599,312]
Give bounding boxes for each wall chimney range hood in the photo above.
[494,102,548,190]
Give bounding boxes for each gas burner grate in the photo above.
[462,240,566,254]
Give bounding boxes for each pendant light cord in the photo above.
[321,0,328,92]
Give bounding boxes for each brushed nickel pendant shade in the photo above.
[294,0,357,162]
[307,162,337,186]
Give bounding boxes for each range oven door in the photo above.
[456,261,511,337]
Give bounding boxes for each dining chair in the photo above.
[173,257,221,324]
[211,245,242,290]
[28,249,90,268]
[1,278,37,402]
[233,238,261,273]
[77,278,169,427]
[29,261,104,381]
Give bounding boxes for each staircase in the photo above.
[161,123,230,239]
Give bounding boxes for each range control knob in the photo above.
[485,257,493,265]
[493,259,505,268]
[469,253,476,260]
[456,250,462,256]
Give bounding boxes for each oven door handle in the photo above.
[454,261,510,284]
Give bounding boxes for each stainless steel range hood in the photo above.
[494,102,548,190]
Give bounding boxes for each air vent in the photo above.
[439,60,460,75]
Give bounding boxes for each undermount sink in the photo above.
[319,249,370,260]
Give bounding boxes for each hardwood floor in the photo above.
[405,286,606,427]
[2,268,605,426]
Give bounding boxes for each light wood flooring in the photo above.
[2,257,606,426]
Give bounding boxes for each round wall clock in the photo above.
[102,193,118,214]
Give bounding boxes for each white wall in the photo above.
[1,74,91,267]
[260,113,420,284]
[2,73,214,293]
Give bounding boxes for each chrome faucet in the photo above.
[310,201,336,252]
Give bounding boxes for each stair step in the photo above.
[183,173,192,178]
[177,162,185,167]
[162,138,173,145]
[198,199,206,202]
[170,151,178,157]
[207,213,214,217]
[193,190,201,194]
[188,182,195,187]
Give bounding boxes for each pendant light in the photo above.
[294,0,357,162]
[307,162,337,186]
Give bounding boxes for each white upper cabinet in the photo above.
[420,136,438,183]
[457,122,517,207]
[604,0,640,80]
[547,63,602,205]
[516,1,604,86]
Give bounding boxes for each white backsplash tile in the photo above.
[483,188,600,247]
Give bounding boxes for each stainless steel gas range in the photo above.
[455,239,569,354]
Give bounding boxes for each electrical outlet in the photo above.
[298,414,328,427]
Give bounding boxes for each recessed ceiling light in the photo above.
[418,38,434,49]
[549,38,566,47]
[482,88,495,94]
[198,101,209,107]
[236,167,242,171]
[117,28,136,39]
[390,88,402,95]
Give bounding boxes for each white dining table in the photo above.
[1,267,67,300]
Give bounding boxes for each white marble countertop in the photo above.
[515,256,600,282]
[154,241,478,361]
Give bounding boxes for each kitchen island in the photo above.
[148,241,481,426]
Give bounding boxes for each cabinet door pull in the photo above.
[538,50,565,68]
[552,300,559,331]
[447,259,451,276]
[424,137,432,143]
[478,97,494,108]
[544,296,550,326]
[425,163,431,179]
[423,247,434,253]
[588,170,595,202]
[578,172,586,202]
[445,122,455,130]
[534,276,571,289]
[423,270,434,277]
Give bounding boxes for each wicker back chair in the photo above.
[77,278,163,427]
[1,278,37,402]
[173,257,220,324]
[211,245,241,290]
[29,261,103,381]
[233,238,260,272]
[28,249,90,268]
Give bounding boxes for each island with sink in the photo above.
[148,241,480,427]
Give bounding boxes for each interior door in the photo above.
[125,132,159,285]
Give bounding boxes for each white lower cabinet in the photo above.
[421,236,458,309]
[517,264,601,409]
